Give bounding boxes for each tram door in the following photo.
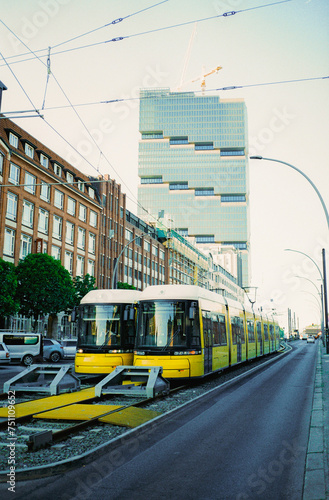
[202,311,213,374]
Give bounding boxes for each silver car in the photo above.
[0,342,11,363]
[61,339,77,359]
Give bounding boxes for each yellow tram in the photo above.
[75,289,141,374]
[134,285,280,379]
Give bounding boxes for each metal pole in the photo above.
[111,235,140,289]
[322,248,329,353]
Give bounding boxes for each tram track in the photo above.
[0,347,289,480]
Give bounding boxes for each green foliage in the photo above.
[117,281,137,290]
[0,258,19,319]
[72,274,97,306]
[15,254,75,325]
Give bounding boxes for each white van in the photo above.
[0,333,42,366]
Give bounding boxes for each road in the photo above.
[0,341,318,500]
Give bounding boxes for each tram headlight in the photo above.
[134,350,145,355]
[174,350,202,355]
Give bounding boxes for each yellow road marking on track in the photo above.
[33,403,162,428]
[0,388,96,418]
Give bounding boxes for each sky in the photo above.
[0,0,328,332]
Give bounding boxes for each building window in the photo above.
[53,215,62,240]
[38,208,49,234]
[24,172,36,194]
[6,192,18,221]
[79,204,86,222]
[40,153,49,168]
[221,195,246,202]
[195,235,214,243]
[8,163,20,185]
[89,210,97,227]
[169,183,188,190]
[0,152,4,175]
[66,172,74,184]
[88,187,95,199]
[78,181,84,192]
[141,177,163,184]
[77,227,85,250]
[76,255,85,276]
[40,181,51,202]
[65,221,75,245]
[51,245,61,260]
[88,232,96,254]
[64,251,73,275]
[9,133,18,148]
[195,188,214,196]
[177,228,188,236]
[3,227,15,256]
[220,149,244,156]
[195,142,214,150]
[22,200,34,228]
[20,234,32,260]
[25,143,34,159]
[54,189,64,209]
[223,242,247,250]
[144,240,150,252]
[87,259,95,277]
[67,197,76,216]
[54,163,62,176]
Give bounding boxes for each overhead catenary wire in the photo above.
[1,75,327,116]
[0,33,164,229]
[0,0,292,68]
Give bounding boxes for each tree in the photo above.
[72,274,97,307]
[15,253,75,331]
[117,282,137,290]
[0,258,19,327]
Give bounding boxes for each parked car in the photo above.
[61,339,77,359]
[307,336,315,343]
[42,338,64,362]
[0,342,11,364]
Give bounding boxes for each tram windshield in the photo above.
[77,303,135,350]
[137,300,200,350]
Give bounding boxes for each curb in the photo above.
[303,344,327,500]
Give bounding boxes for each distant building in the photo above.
[138,88,250,286]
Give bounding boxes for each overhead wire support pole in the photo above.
[111,235,140,289]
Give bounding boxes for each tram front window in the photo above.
[78,304,122,348]
[137,300,199,349]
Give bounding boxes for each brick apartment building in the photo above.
[0,117,102,279]
[0,116,168,293]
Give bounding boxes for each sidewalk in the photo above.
[303,342,329,499]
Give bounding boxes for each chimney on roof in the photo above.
[0,81,7,112]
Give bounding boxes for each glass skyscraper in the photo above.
[137,88,250,286]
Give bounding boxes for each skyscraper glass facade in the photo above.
[137,88,250,286]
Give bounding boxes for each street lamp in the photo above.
[250,155,329,352]
[250,156,329,229]
[285,249,327,338]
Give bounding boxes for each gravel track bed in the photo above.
[0,350,285,472]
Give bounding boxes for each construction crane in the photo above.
[177,64,222,94]
[175,23,222,94]
[191,65,222,94]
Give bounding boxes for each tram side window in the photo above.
[202,311,213,347]
[256,322,262,342]
[247,320,255,343]
[213,313,227,346]
[264,323,269,341]
[231,317,244,344]
[269,324,274,338]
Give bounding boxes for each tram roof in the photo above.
[80,289,142,305]
[141,285,244,309]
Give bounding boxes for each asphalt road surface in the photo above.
[0,340,318,500]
